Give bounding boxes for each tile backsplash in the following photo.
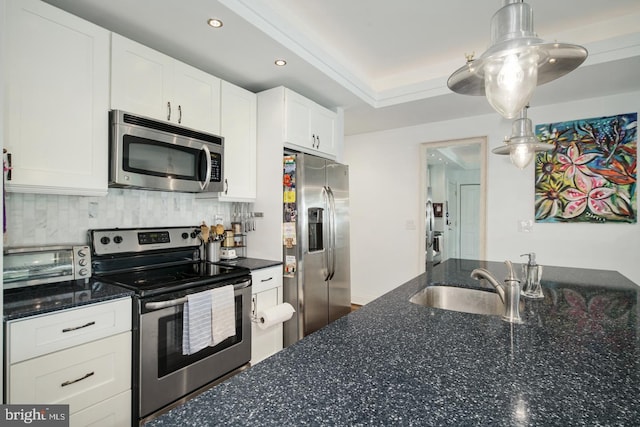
[5,189,231,247]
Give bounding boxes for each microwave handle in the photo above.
[199,144,212,191]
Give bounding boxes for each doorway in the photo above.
[419,137,487,271]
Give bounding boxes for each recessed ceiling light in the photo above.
[275,59,287,66]
[207,18,223,28]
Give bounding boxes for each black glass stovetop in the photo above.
[96,261,250,297]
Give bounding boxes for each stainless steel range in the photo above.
[88,226,252,425]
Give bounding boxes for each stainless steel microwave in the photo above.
[109,110,224,193]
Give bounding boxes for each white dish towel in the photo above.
[211,285,236,345]
[182,290,213,355]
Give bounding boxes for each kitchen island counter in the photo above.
[147,259,640,426]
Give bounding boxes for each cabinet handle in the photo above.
[316,135,321,149]
[224,178,229,195]
[261,277,273,282]
[312,134,317,148]
[62,321,95,333]
[178,105,182,124]
[61,371,95,387]
[167,101,172,121]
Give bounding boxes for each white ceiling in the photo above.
[43,0,640,136]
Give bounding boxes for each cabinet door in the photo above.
[4,0,110,196]
[251,287,282,364]
[217,81,256,201]
[251,266,283,364]
[311,106,337,157]
[111,33,173,121]
[284,89,312,148]
[173,62,221,135]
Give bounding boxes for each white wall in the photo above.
[346,91,640,304]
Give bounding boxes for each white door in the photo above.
[460,184,480,259]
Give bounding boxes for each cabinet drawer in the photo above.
[8,332,131,414]
[70,390,131,427]
[251,266,283,294]
[8,298,131,363]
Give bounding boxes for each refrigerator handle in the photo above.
[326,186,337,280]
[321,186,332,281]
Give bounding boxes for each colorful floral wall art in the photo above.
[534,113,637,223]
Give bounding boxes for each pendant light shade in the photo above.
[447,1,588,119]
[492,106,553,169]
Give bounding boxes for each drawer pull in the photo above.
[62,321,96,333]
[61,371,94,387]
[260,277,273,282]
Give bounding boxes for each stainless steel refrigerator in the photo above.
[283,153,351,347]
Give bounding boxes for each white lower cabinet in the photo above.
[71,390,131,427]
[251,266,284,364]
[5,298,132,426]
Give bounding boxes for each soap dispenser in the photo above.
[520,253,544,299]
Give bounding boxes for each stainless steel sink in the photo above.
[409,285,504,316]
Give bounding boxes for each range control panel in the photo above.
[90,226,202,256]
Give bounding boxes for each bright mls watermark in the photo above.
[1,405,69,426]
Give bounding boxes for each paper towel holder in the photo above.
[251,301,295,328]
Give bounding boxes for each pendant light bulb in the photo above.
[484,50,539,119]
[509,143,535,169]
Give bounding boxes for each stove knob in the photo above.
[78,268,89,276]
[100,236,110,245]
[182,232,189,239]
[77,247,88,257]
[78,258,88,266]
[190,231,197,239]
[113,235,123,244]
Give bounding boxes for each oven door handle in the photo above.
[144,279,251,311]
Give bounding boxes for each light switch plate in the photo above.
[518,219,533,232]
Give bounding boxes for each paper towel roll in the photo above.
[257,303,295,330]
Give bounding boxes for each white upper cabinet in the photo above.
[3,0,110,196]
[284,89,336,158]
[218,81,257,201]
[111,33,221,135]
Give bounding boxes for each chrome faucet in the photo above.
[470,261,522,323]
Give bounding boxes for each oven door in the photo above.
[138,277,251,420]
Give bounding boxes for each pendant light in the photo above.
[447,0,588,119]
[492,106,553,169]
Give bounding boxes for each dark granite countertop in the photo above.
[146,258,640,426]
[3,279,134,321]
[215,257,282,271]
